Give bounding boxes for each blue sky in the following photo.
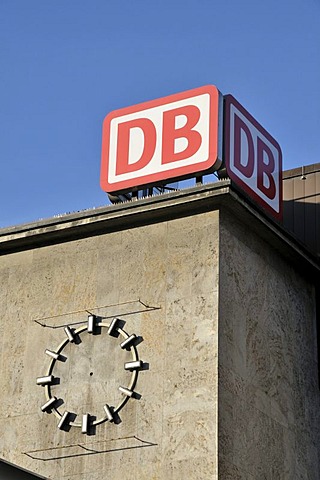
[1,0,319,227]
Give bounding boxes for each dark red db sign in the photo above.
[224,95,282,220]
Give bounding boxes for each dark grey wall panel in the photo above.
[283,163,320,256]
[0,461,45,479]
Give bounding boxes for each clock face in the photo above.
[37,316,144,434]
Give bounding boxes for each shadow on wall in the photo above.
[0,461,45,479]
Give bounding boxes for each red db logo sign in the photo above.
[224,95,282,220]
[101,86,222,193]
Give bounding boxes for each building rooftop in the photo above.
[0,178,319,280]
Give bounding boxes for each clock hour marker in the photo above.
[36,375,53,386]
[45,349,60,360]
[124,360,142,371]
[87,315,95,334]
[119,386,133,397]
[103,404,114,421]
[81,414,89,434]
[107,318,119,335]
[41,396,57,412]
[57,411,70,430]
[120,334,136,349]
[64,326,75,342]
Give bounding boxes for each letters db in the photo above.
[224,95,282,220]
[100,86,222,193]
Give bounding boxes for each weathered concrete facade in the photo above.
[0,181,319,479]
[219,209,319,478]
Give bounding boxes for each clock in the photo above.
[36,315,144,434]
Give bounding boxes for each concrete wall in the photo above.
[0,211,220,480]
[219,209,320,478]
